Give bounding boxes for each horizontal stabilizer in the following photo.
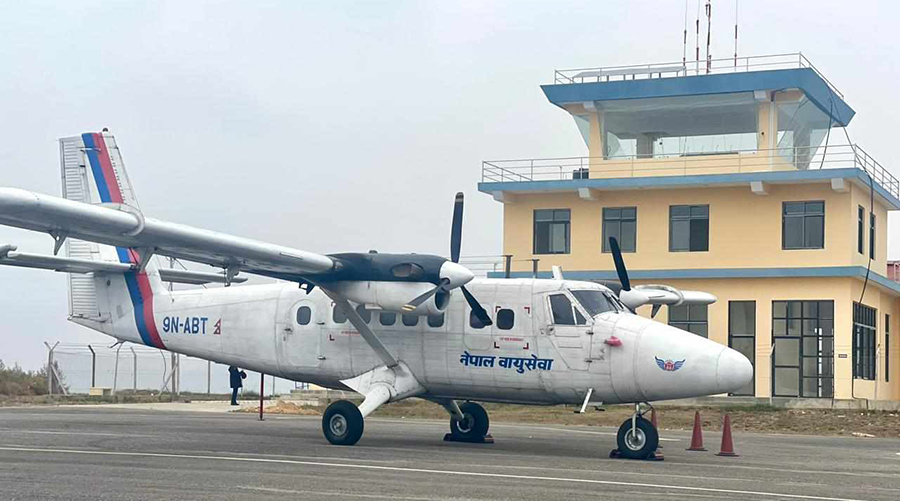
[0,245,132,274]
[158,268,248,285]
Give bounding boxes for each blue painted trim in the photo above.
[542,68,854,126]
[478,168,900,210]
[488,266,900,295]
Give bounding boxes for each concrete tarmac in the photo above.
[0,406,898,500]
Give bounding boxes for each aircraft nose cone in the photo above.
[716,347,753,393]
[0,187,39,214]
[440,261,474,288]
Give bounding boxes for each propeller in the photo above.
[402,192,492,326]
[608,236,647,311]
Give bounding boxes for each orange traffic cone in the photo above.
[716,414,739,457]
[686,411,706,451]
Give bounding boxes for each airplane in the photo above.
[0,131,752,460]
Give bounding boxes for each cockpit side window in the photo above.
[574,308,587,325]
[571,290,618,317]
[549,294,576,325]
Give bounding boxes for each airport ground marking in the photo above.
[0,445,868,501]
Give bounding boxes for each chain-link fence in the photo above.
[46,342,304,396]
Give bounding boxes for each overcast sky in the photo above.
[2,1,899,369]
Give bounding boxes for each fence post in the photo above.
[44,341,59,396]
[207,360,211,394]
[112,343,123,396]
[530,258,539,278]
[503,255,512,279]
[131,347,137,391]
[88,345,96,388]
[259,373,265,421]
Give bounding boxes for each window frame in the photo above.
[858,205,865,255]
[601,207,637,253]
[727,301,756,396]
[669,204,709,252]
[533,209,571,255]
[869,212,876,259]
[852,302,876,381]
[668,304,708,338]
[886,314,890,383]
[772,300,835,398]
[782,201,825,250]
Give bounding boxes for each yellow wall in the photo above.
[503,182,885,274]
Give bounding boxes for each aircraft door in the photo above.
[279,299,323,369]
[539,292,590,371]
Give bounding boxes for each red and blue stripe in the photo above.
[82,133,166,350]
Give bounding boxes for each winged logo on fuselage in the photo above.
[654,356,685,372]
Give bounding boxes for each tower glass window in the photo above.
[669,205,708,252]
[534,209,570,254]
[602,207,636,252]
[782,201,824,250]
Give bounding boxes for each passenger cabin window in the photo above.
[356,305,371,323]
[296,306,311,325]
[427,313,444,328]
[470,310,490,329]
[332,304,347,324]
[783,201,824,250]
[402,314,419,327]
[534,209,570,254]
[496,309,514,330]
[379,312,396,326]
[602,207,636,253]
[571,290,617,317]
[669,205,709,252]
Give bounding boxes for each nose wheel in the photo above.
[612,403,660,460]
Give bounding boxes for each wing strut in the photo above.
[322,288,398,368]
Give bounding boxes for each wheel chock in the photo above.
[443,433,494,444]
[608,449,664,461]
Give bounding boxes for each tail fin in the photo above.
[59,131,167,349]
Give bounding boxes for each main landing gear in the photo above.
[611,403,660,460]
[446,401,492,443]
[322,400,365,446]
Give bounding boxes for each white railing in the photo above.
[553,52,842,99]
[481,144,900,201]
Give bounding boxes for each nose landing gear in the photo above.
[611,403,661,460]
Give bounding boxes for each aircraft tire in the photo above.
[450,401,489,440]
[616,417,658,459]
[322,400,364,446]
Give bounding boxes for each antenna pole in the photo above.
[705,0,712,74]
[683,0,689,68]
[734,0,739,68]
[695,0,701,74]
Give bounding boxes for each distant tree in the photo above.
[0,359,66,396]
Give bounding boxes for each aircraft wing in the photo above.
[0,188,336,281]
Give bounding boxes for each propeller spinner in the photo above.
[402,193,492,326]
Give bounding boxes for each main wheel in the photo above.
[322,400,364,446]
[616,416,659,459]
[450,401,490,441]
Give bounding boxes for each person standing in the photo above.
[229,366,247,405]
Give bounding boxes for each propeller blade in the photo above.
[461,285,492,327]
[450,192,464,263]
[608,236,631,291]
[402,279,449,311]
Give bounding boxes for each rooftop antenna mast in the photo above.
[683,0,689,68]
[705,0,712,74]
[695,0,701,74]
[733,0,739,68]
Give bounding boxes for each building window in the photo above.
[534,209,570,254]
[496,309,515,330]
[886,314,890,383]
[296,306,311,325]
[669,205,708,252]
[869,213,876,259]
[858,206,865,254]
[602,207,636,253]
[853,302,876,381]
[783,201,824,250]
[728,301,756,396]
[668,304,708,337]
[427,313,444,328]
[772,300,835,397]
[379,312,396,326]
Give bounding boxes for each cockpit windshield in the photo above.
[571,290,621,317]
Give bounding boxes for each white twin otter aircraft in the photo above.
[0,131,752,460]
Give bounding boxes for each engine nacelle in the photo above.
[327,281,450,316]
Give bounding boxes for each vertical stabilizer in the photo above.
[58,131,167,349]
